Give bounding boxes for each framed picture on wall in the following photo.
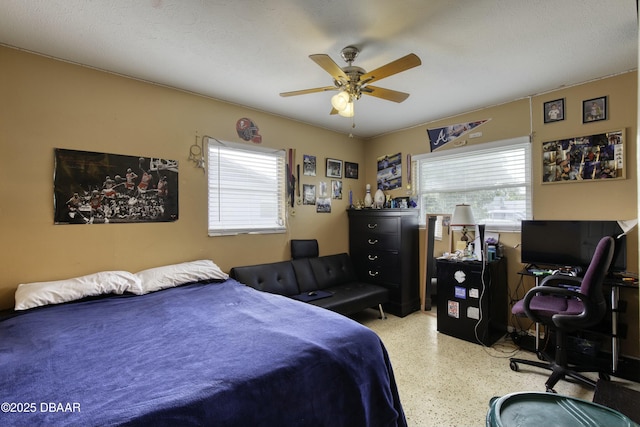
[582,96,607,123]
[53,149,179,224]
[303,184,316,205]
[303,154,316,176]
[344,161,358,179]
[331,180,342,199]
[543,98,565,123]
[541,129,624,183]
[326,158,342,178]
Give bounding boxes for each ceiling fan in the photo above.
[279,46,421,117]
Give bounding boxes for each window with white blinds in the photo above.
[415,137,531,231]
[207,139,286,236]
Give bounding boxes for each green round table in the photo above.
[487,392,638,427]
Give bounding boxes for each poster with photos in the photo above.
[54,148,178,224]
[542,129,624,183]
[377,152,402,190]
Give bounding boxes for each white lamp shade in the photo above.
[338,101,354,117]
[451,204,475,226]
[331,91,350,111]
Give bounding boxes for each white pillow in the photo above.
[134,260,228,295]
[15,271,143,311]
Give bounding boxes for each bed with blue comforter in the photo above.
[0,277,406,426]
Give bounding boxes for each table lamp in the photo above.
[451,204,475,243]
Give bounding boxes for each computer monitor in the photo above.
[520,220,627,272]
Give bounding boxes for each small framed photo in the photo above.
[583,96,607,123]
[344,161,359,179]
[316,197,331,213]
[303,154,316,176]
[331,180,342,199]
[303,184,316,205]
[543,98,564,123]
[325,158,342,178]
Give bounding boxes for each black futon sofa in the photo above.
[230,240,388,318]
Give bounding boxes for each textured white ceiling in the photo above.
[0,0,637,138]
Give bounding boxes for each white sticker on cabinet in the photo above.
[467,306,480,320]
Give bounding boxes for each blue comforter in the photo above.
[0,279,406,427]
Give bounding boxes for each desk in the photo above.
[604,277,637,372]
[518,269,638,373]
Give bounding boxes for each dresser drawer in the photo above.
[356,250,399,269]
[360,265,399,286]
[350,232,400,250]
[350,216,399,235]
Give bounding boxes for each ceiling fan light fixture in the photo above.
[338,101,354,118]
[331,91,350,111]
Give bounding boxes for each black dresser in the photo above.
[348,209,420,317]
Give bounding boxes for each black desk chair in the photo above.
[509,236,615,393]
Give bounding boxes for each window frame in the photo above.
[207,138,287,236]
[414,136,532,232]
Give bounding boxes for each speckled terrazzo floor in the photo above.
[354,309,599,427]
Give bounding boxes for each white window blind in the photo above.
[207,139,286,236]
[415,137,531,231]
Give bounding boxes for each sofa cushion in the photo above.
[309,253,357,290]
[291,258,319,293]
[230,261,300,296]
[309,282,389,316]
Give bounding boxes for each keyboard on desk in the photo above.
[527,268,553,276]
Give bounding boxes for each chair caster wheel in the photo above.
[536,351,545,361]
[599,372,610,381]
[546,388,557,393]
[509,361,519,372]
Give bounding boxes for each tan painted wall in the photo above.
[364,72,638,357]
[2,46,637,357]
[0,46,367,308]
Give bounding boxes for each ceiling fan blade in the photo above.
[360,53,421,84]
[362,85,410,103]
[309,54,348,81]
[280,86,337,97]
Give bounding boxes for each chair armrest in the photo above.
[521,283,600,328]
[538,274,582,289]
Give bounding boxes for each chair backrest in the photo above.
[291,239,319,259]
[579,236,615,296]
[556,235,614,329]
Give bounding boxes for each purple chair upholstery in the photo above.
[509,236,615,392]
